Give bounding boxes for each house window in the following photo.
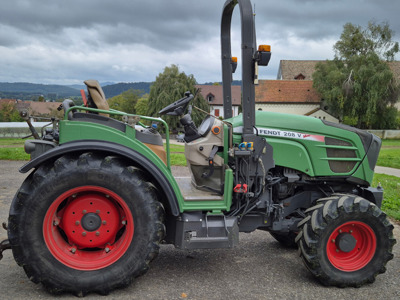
[207,93,214,103]
[215,109,220,117]
[294,73,305,80]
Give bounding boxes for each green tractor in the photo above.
[0,0,395,295]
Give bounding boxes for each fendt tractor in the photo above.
[0,0,396,296]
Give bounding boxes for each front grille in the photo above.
[325,137,357,173]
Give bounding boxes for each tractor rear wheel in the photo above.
[8,152,165,296]
[296,194,395,287]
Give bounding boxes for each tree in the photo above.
[0,102,23,122]
[135,95,149,116]
[108,89,142,114]
[147,65,209,132]
[313,21,400,129]
[334,21,399,61]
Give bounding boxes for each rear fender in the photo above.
[19,140,181,216]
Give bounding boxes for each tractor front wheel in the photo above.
[296,194,396,287]
[8,152,165,295]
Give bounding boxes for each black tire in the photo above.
[8,152,165,296]
[296,194,396,287]
[269,231,298,248]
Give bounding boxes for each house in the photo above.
[195,85,241,118]
[0,98,17,108]
[278,60,400,81]
[277,60,400,111]
[0,99,61,121]
[24,101,60,116]
[255,80,339,123]
[277,60,321,80]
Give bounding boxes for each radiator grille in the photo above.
[325,137,357,173]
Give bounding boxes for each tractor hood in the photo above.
[227,111,375,151]
[226,111,381,184]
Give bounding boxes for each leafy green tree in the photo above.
[147,65,209,132]
[108,89,142,114]
[334,21,399,61]
[313,21,400,129]
[135,95,149,116]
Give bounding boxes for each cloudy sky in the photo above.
[1,0,400,85]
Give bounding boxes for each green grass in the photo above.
[170,153,187,166]
[0,147,29,160]
[377,139,400,169]
[373,173,400,221]
[168,144,185,153]
[0,138,25,146]
[165,143,186,166]
[381,139,400,147]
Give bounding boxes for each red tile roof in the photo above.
[27,101,60,115]
[195,85,241,106]
[0,99,60,116]
[255,80,321,103]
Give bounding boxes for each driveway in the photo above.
[0,160,399,299]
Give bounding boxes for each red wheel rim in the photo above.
[43,186,134,271]
[326,221,376,272]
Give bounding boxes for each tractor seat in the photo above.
[84,79,109,117]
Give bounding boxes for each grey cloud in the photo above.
[1,0,400,84]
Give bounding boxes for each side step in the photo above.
[174,212,239,249]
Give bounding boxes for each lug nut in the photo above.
[82,210,87,214]
[71,247,76,254]
[121,220,127,225]
[96,231,100,236]
[336,249,339,253]
[102,220,107,225]
[105,247,110,253]
[339,229,342,233]
[96,210,100,214]
[82,231,87,236]
[75,221,80,225]
[53,220,59,226]
[331,239,335,243]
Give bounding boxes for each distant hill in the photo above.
[0,82,81,100]
[0,80,237,101]
[102,82,152,98]
[68,82,116,91]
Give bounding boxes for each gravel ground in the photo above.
[0,160,399,299]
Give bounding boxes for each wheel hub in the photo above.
[327,221,377,272]
[60,192,122,248]
[44,186,134,271]
[335,232,356,253]
[81,213,102,231]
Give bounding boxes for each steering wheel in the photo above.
[159,91,194,116]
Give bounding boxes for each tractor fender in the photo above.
[19,140,180,216]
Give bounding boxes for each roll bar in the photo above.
[221,0,269,141]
